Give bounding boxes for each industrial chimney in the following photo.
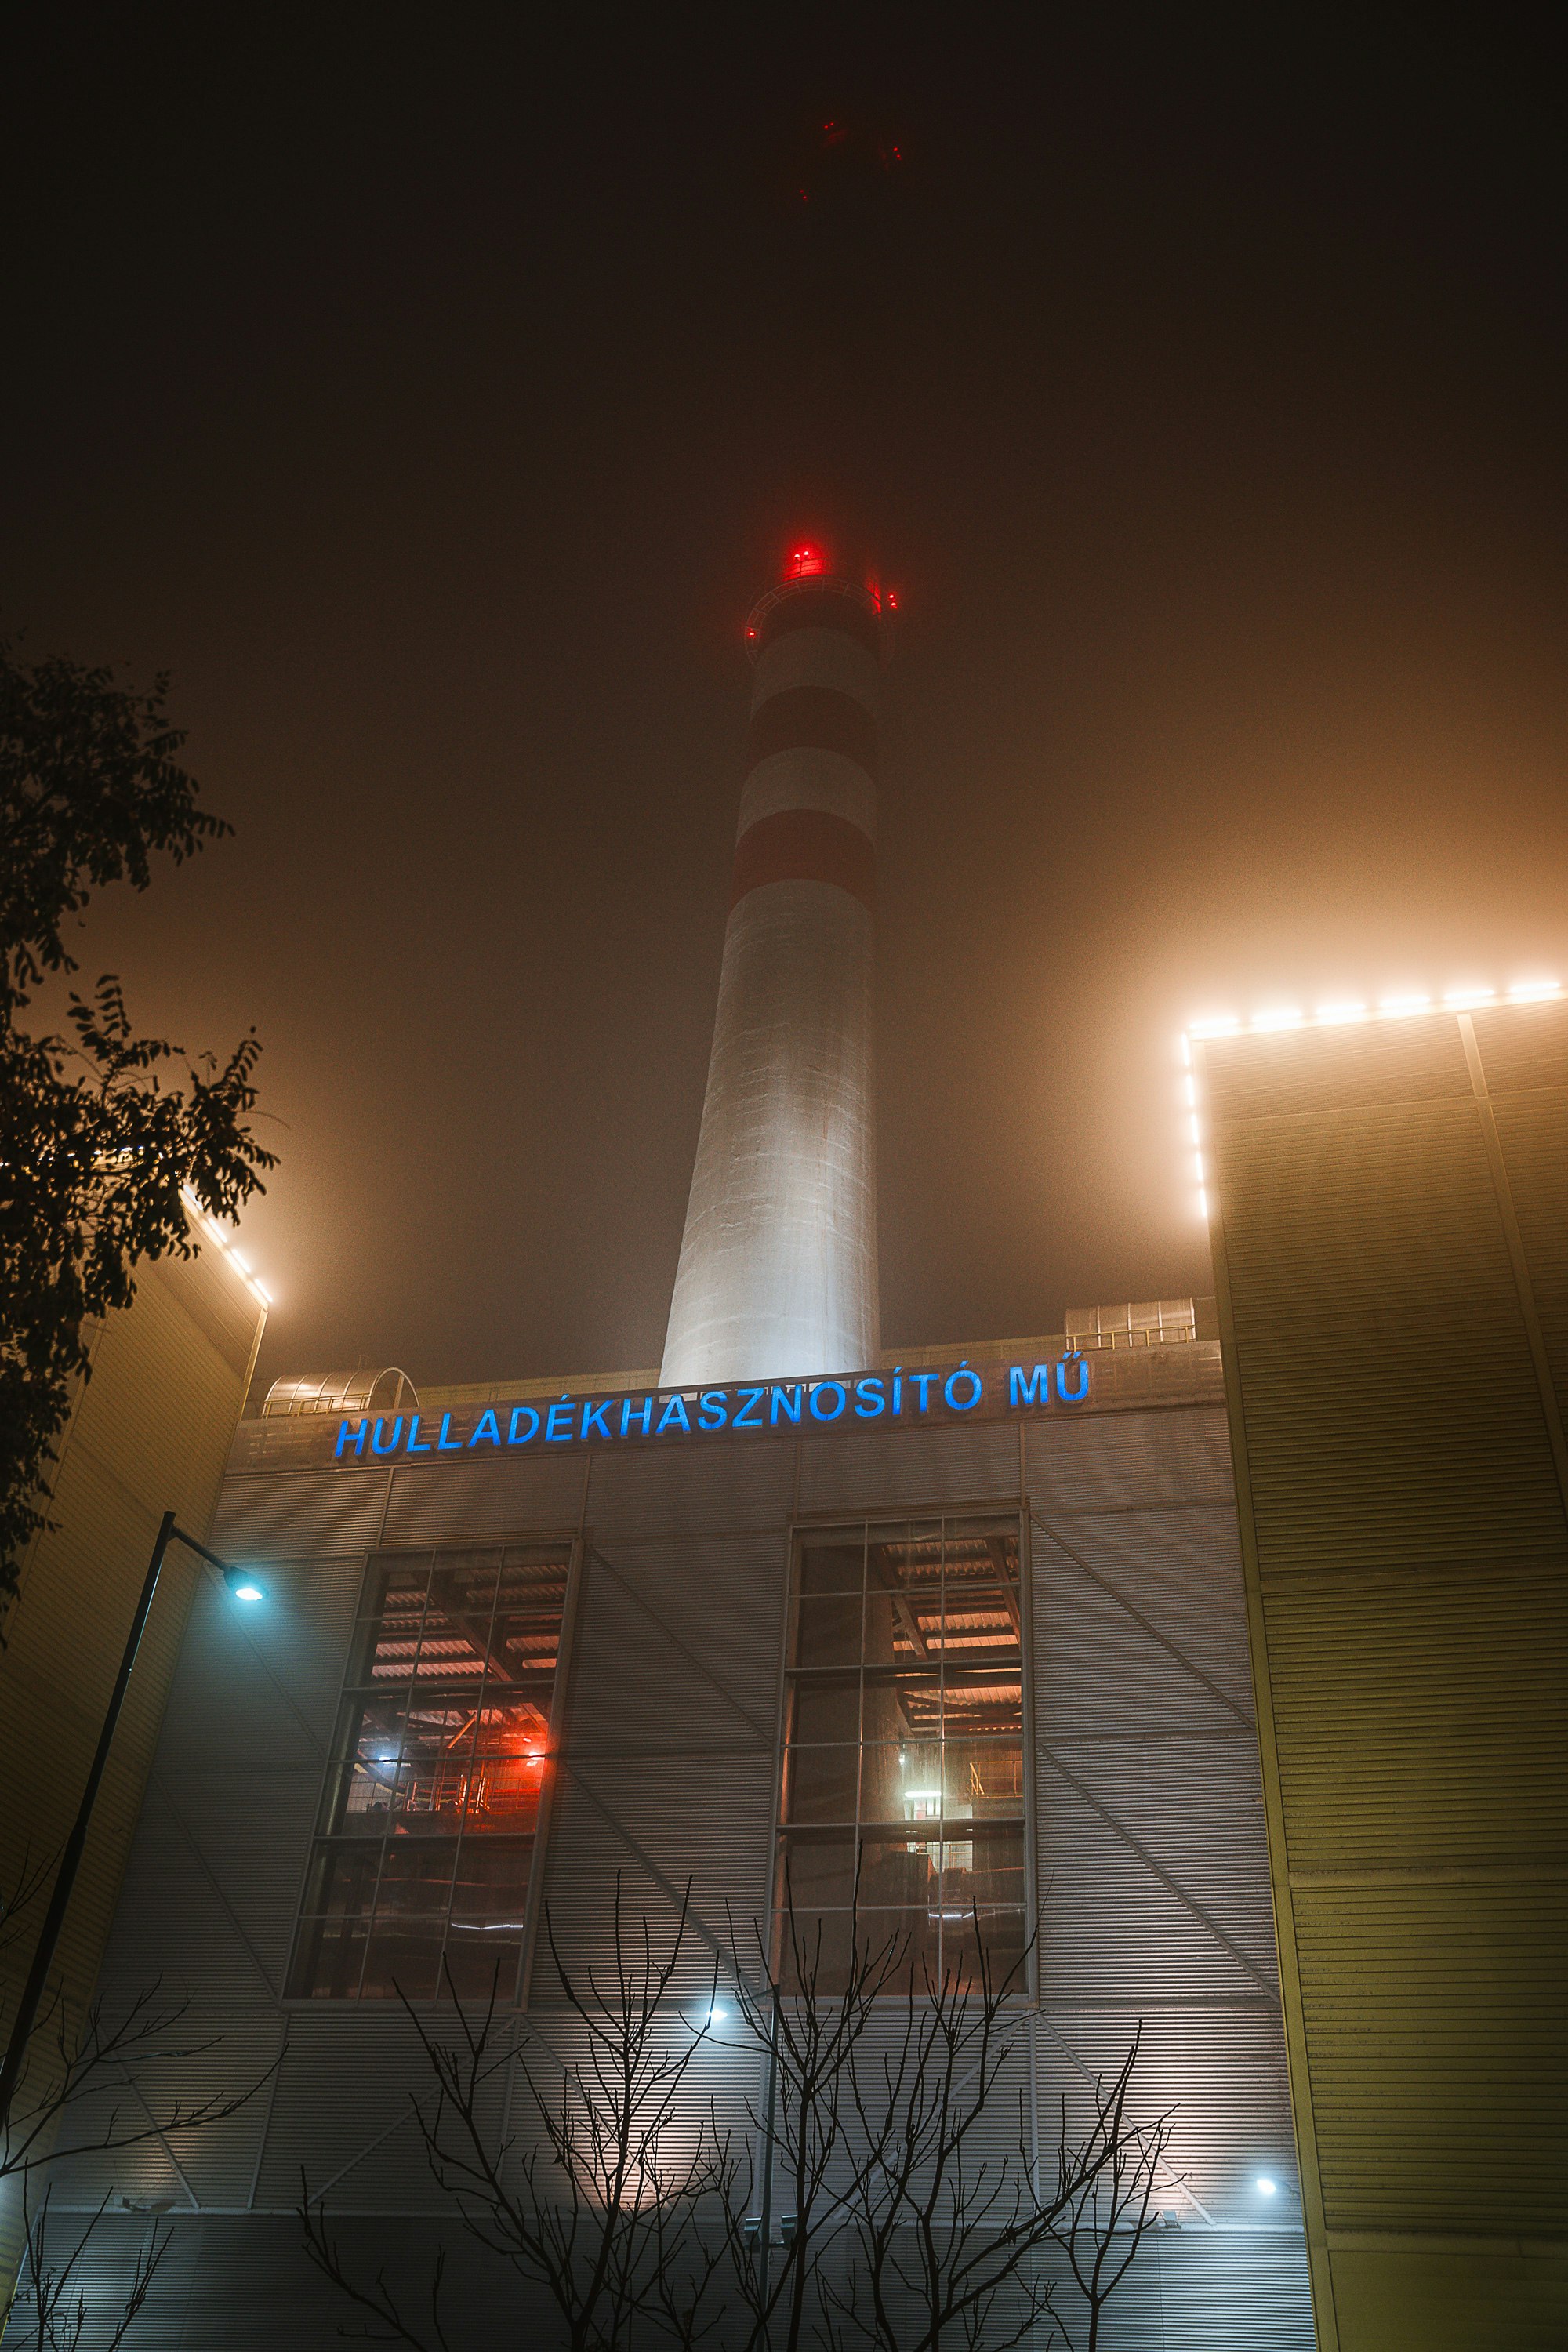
[660,546,888,1386]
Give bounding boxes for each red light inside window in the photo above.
[786,542,826,579]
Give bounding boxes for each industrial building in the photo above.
[1193,991,1568,2352]
[50,1313,1312,2346]
[37,558,1315,2346]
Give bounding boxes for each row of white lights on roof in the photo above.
[1186,976,1561,1044]
[180,1186,273,1306]
[1178,978,1563,1219]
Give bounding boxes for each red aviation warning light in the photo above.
[786,541,827,579]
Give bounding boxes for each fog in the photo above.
[8,14,1563,1392]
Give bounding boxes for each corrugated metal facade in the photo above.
[1199,1001,1568,2351]
[0,1242,266,2298]
[51,1352,1313,2345]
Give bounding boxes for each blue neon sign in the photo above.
[332,1353,1091,1465]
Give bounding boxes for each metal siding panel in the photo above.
[1203,1007,1568,2347]
[1036,2008,1297,2230]
[1492,1087,1568,1398]
[1261,1559,1566,1867]
[0,1243,263,2278]
[255,2010,506,2212]
[212,1468,391,1560]
[18,2210,1322,2352]
[586,1436,797,1541]
[45,2009,288,2212]
[1292,1875,1563,2238]
[536,1752,777,2000]
[152,1555,358,1771]
[1033,1508,1254,1732]
[1026,1406,1236,1512]
[379,1452,586,1544]
[543,1501,786,1996]
[799,1418,1021,1512]
[93,1777,299,2005]
[567,1537,785,1757]
[1216,1098,1563,1572]
[1026,1414,1293,2243]
[1035,1743,1276,2008]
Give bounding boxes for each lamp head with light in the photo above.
[224,1568,267,1604]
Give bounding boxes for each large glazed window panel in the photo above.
[779,1516,1027,1993]
[289,1542,574,2002]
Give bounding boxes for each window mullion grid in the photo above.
[354,1556,436,1999]
[434,1552,499,1994]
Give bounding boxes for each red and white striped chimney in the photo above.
[660,546,888,1385]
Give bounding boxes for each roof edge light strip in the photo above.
[1179,977,1562,1221]
[180,1186,274,1308]
[1189,977,1559,1042]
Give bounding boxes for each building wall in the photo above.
[53,1348,1313,2347]
[1198,1000,1568,2351]
[0,1240,266,2283]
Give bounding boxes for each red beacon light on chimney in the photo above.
[786,542,827,579]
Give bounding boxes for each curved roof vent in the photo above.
[262,1368,418,1419]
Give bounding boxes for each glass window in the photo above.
[778,1517,1027,1994]
[289,1541,573,2002]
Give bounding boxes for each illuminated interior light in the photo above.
[1377,994,1431,1015]
[1197,1187,1209,1219]
[1189,1015,1240,1039]
[1188,1116,1202,1148]
[1443,986,1494,1007]
[1250,1009,1303,1032]
[1313,1002,1367,1025]
[1255,2177,1279,2196]
[231,1251,252,1274]
[1508,978,1561,1002]
[1183,1075,1197,1106]
[254,1282,274,1305]
[1179,1033,1192,1066]
[1192,1154,1206,1184]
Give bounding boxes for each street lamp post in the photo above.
[0,1509,263,2139]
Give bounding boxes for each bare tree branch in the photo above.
[303,1878,737,2352]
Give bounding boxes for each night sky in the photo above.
[8,13,1566,1398]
